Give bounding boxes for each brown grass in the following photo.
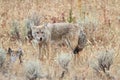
[0,0,120,80]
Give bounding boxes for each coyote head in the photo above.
[31,24,48,44]
[8,48,23,63]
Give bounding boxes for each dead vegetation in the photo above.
[0,0,120,80]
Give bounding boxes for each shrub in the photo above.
[10,20,20,40]
[24,60,47,80]
[25,18,33,32]
[24,12,41,41]
[77,16,99,45]
[28,12,41,26]
[57,52,72,71]
[24,19,33,40]
[97,50,114,73]
[90,49,114,79]
[0,48,6,68]
[57,52,72,78]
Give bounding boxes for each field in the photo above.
[0,0,120,80]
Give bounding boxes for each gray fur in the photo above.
[31,23,86,56]
[31,23,80,45]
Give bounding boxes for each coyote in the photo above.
[31,23,87,58]
[7,48,23,63]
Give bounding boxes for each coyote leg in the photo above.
[31,40,38,52]
[47,42,51,60]
[38,44,43,60]
[65,38,73,50]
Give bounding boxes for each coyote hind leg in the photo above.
[65,38,73,50]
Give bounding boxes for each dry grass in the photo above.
[0,0,120,80]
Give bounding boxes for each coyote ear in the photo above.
[8,48,12,53]
[18,48,22,52]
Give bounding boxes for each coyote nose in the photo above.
[40,37,42,41]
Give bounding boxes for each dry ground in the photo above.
[0,0,120,80]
